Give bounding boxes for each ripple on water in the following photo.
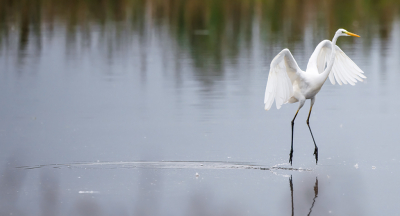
[16,161,313,172]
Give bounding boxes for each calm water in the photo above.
[1,0,400,215]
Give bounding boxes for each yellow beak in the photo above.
[346,31,360,37]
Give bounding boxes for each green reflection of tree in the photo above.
[0,0,399,71]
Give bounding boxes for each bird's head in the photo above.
[336,28,360,37]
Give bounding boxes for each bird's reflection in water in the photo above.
[289,175,318,216]
[308,177,318,216]
[289,176,294,216]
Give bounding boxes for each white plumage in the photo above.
[264,29,365,165]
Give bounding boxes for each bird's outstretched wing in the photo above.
[264,49,302,110]
[307,40,366,85]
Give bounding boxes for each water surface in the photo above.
[1,1,400,215]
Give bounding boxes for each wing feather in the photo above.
[336,55,355,85]
[264,49,302,110]
[331,45,365,85]
[338,54,357,85]
[307,40,366,85]
[332,67,343,85]
[334,57,348,85]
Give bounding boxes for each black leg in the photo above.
[290,110,299,166]
[307,106,318,164]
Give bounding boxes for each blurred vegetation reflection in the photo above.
[0,0,399,71]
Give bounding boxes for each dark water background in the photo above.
[1,0,400,215]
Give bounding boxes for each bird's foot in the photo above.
[313,147,318,164]
[289,149,293,166]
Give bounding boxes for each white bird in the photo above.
[264,28,365,165]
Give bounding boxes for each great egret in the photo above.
[264,28,365,165]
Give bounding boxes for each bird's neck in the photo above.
[320,34,339,83]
